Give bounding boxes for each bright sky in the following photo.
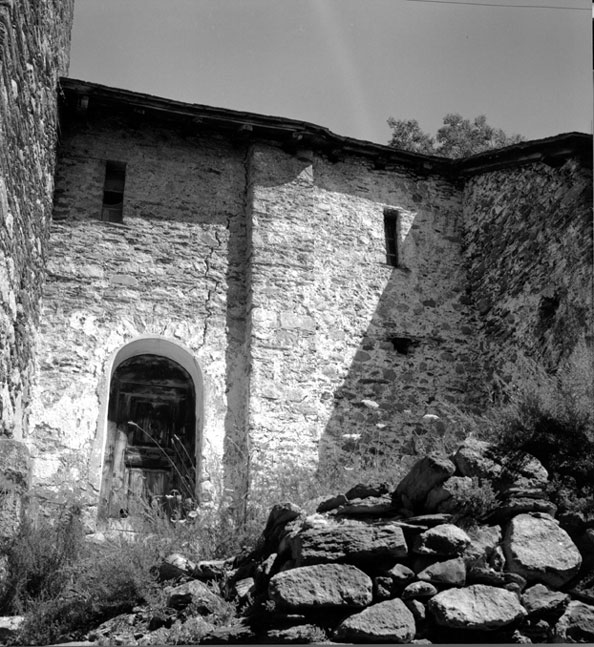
[69,0,592,145]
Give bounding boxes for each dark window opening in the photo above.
[388,336,418,355]
[101,161,126,222]
[384,207,399,267]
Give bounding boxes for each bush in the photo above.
[0,500,84,615]
[480,353,594,515]
[449,477,499,529]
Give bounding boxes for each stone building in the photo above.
[0,3,591,530]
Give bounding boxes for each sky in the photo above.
[69,0,592,146]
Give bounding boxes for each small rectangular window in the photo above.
[101,161,126,222]
[384,207,399,267]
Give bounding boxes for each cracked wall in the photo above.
[31,107,592,521]
[247,147,489,492]
[29,114,249,521]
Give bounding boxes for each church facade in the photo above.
[0,2,591,530]
[28,79,592,526]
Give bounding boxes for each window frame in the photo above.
[101,160,127,223]
[383,207,400,267]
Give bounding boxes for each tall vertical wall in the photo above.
[32,86,593,522]
[29,114,249,523]
[0,0,74,439]
[462,157,593,389]
[247,147,489,489]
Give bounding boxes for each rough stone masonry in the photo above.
[0,1,591,529]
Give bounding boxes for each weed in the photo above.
[449,477,499,528]
[450,351,594,516]
[0,499,84,615]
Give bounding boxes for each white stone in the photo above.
[335,598,416,643]
[503,513,582,587]
[429,584,526,630]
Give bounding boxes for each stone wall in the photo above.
[29,113,249,518]
[247,147,489,489]
[30,88,592,525]
[34,121,495,521]
[462,157,593,390]
[0,0,74,439]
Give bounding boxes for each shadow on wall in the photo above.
[308,162,491,481]
[316,233,490,481]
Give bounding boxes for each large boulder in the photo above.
[413,524,471,557]
[553,600,594,643]
[291,520,407,566]
[453,439,502,481]
[429,584,526,630]
[268,563,372,611]
[503,514,582,587]
[394,455,456,511]
[454,439,548,491]
[334,598,416,643]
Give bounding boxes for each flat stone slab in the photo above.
[503,513,582,587]
[429,584,526,630]
[268,563,372,611]
[334,598,416,643]
[521,583,569,617]
[291,520,407,565]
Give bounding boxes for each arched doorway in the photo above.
[98,339,203,519]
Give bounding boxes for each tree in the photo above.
[387,113,523,158]
[386,117,435,155]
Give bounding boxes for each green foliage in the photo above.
[0,501,84,615]
[387,113,523,158]
[449,477,499,529]
[480,353,594,515]
[386,117,435,154]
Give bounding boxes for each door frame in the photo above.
[95,336,204,519]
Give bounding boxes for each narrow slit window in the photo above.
[101,161,126,222]
[384,207,399,267]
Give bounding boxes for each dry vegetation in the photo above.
[0,351,591,644]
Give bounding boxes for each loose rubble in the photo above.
[52,438,594,643]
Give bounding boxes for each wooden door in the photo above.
[100,354,196,520]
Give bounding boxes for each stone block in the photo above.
[268,563,372,611]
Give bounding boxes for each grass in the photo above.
[2,348,591,643]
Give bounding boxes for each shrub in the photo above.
[0,500,84,615]
[478,353,594,515]
[449,477,499,529]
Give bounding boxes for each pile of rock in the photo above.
[86,438,594,644]
[184,438,594,643]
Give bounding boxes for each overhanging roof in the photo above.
[59,78,592,177]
